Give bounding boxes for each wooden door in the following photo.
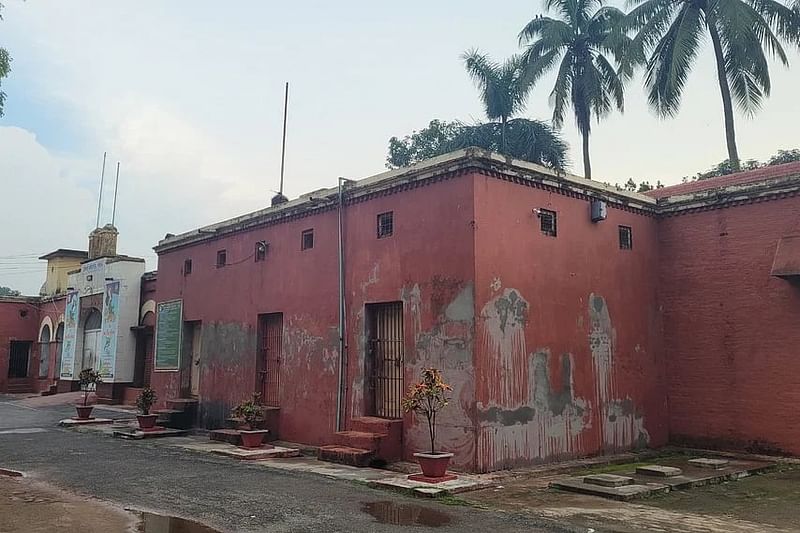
[190,324,202,397]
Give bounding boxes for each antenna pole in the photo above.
[279,82,289,195]
[111,162,121,226]
[95,152,107,228]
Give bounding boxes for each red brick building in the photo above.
[4,149,798,473]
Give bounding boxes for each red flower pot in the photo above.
[239,430,267,448]
[413,452,454,478]
[75,405,94,420]
[137,414,159,430]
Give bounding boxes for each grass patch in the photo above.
[436,495,484,508]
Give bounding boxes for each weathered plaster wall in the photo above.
[659,196,800,455]
[472,173,666,472]
[0,299,40,392]
[154,175,479,458]
[153,207,341,439]
[343,176,477,468]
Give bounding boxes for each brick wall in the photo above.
[659,196,800,454]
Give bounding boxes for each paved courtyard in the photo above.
[0,396,570,532]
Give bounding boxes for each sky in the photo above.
[1,1,799,295]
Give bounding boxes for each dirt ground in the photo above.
[463,461,800,532]
[0,475,138,533]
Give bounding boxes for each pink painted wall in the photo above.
[153,175,479,462]
[0,299,40,392]
[471,173,667,472]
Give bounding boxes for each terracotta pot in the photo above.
[75,405,94,420]
[239,430,266,448]
[413,452,454,478]
[137,414,159,430]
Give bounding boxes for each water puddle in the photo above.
[361,501,452,527]
[138,512,220,532]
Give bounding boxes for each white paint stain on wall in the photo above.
[588,294,649,450]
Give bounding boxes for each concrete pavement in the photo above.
[0,397,574,532]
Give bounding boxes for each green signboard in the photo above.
[155,299,183,370]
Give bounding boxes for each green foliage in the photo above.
[78,368,102,406]
[461,51,527,126]
[0,3,10,117]
[0,286,21,297]
[386,118,567,170]
[518,1,637,178]
[768,149,800,166]
[683,148,800,181]
[402,368,452,453]
[232,393,264,428]
[627,0,800,169]
[135,387,158,415]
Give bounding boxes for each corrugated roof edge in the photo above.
[153,147,657,254]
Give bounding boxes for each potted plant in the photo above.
[135,388,159,430]
[232,393,268,448]
[75,368,102,420]
[402,367,453,478]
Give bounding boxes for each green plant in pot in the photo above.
[75,368,102,420]
[135,388,159,431]
[402,367,453,479]
[232,393,268,448]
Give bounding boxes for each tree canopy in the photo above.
[627,0,800,171]
[0,286,21,297]
[519,0,637,178]
[386,119,567,170]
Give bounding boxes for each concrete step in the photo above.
[349,417,402,462]
[317,445,374,467]
[210,428,242,445]
[166,398,198,410]
[351,416,401,435]
[333,430,383,451]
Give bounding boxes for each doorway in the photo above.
[7,341,32,379]
[365,302,404,419]
[181,321,202,397]
[258,313,283,406]
[81,308,102,372]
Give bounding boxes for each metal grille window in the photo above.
[366,302,404,419]
[619,225,633,250]
[255,241,268,262]
[301,229,314,250]
[540,209,557,237]
[183,259,192,275]
[377,211,393,238]
[216,250,227,268]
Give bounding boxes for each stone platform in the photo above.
[211,444,301,460]
[550,457,773,501]
[370,473,490,497]
[112,427,189,440]
[59,418,115,426]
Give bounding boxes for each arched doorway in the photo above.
[54,323,64,378]
[39,324,51,378]
[81,309,102,372]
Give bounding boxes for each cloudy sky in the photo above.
[1,1,798,294]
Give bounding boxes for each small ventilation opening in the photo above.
[539,209,557,237]
[619,226,633,250]
[216,250,227,268]
[301,229,314,250]
[377,211,393,239]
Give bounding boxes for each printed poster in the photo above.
[155,299,182,370]
[60,291,79,378]
[97,280,120,379]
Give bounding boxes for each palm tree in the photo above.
[519,1,635,179]
[461,50,528,152]
[627,0,800,170]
